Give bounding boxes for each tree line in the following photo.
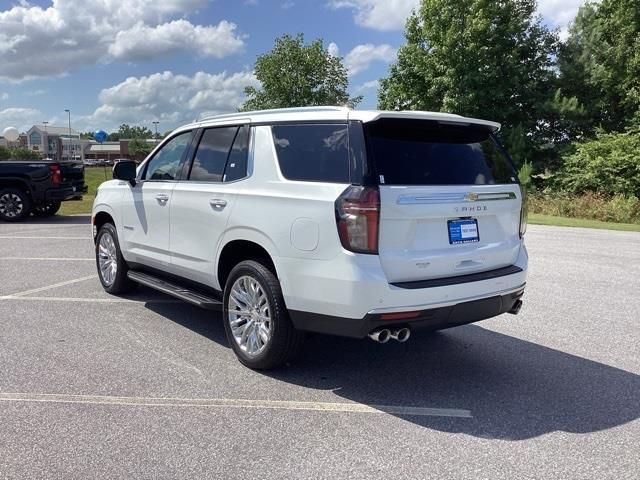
[241,0,639,200]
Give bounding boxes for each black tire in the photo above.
[223,260,305,370]
[33,201,62,217]
[95,223,137,294]
[0,187,32,222]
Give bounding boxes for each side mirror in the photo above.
[113,160,137,186]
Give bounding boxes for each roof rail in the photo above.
[197,105,350,123]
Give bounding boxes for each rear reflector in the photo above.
[380,311,421,321]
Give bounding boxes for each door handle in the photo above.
[155,193,169,204]
[209,199,227,209]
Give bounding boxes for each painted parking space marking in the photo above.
[0,236,89,240]
[0,257,94,261]
[0,296,182,304]
[0,392,473,418]
[0,275,96,299]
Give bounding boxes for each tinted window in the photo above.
[272,124,349,183]
[224,125,250,182]
[144,131,192,181]
[365,119,518,185]
[189,127,238,182]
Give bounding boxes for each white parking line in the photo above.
[0,392,472,418]
[0,236,89,240]
[0,296,182,304]
[0,257,94,261]
[0,275,96,299]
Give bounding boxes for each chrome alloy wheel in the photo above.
[0,193,24,218]
[97,232,118,286]
[227,275,272,357]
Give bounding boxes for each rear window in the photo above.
[272,124,350,183]
[365,119,517,185]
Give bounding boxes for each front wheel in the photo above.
[223,260,304,370]
[33,201,62,217]
[95,223,137,294]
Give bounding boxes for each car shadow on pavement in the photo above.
[19,215,91,225]
[145,302,640,441]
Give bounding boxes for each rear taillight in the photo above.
[335,185,380,254]
[50,164,62,185]
[519,186,528,238]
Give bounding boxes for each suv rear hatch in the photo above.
[364,118,522,284]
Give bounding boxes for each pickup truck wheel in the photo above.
[95,223,136,294]
[0,188,32,222]
[223,260,305,370]
[33,201,62,217]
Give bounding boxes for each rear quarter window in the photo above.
[272,124,350,183]
[365,119,518,186]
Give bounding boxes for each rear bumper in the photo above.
[289,286,525,338]
[45,184,87,202]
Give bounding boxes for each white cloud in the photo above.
[329,0,419,31]
[80,70,259,132]
[354,79,379,94]
[0,0,245,81]
[109,20,244,61]
[0,107,42,132]
[327,42,340,58]
[0,93,9,101]
[343,44,397,76]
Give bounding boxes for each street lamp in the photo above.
[152,121,159,143]
[64,109,71,161]
[42,121,48,158]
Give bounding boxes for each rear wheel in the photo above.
[223,260,304,370]
[33,201,62,217]
[95,223,137,294]
[0,188,32,222]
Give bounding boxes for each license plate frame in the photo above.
[448,218,480,245]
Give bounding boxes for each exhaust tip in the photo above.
[508,299,523,315]
[395,328,411,343]
[368,328,391,344]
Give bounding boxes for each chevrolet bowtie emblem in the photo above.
[464,192,479,202]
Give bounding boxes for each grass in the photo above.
[529,213,640,232]
[59,166,112,216]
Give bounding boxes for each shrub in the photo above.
[529,192,640,224]
[554,129,640,197]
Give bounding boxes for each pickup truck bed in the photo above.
[0,160,87,221]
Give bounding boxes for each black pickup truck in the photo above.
[0,160,87,221]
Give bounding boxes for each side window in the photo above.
[143,131,192,181]
[224,125,250,182]
[189,127,238,182]
[271,124,349,183]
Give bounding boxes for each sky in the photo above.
[0,0,591,135]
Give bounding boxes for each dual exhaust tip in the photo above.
[368,327,411,344]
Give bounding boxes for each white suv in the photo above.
[92,107,528,369]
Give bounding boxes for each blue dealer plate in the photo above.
[448,218,480,245]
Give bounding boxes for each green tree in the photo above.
[559,0,640,133]
[7,147,40,160]
[128,138,153,161]
[378,0,565,168]
[0,145,10,161]
[241,34,361,111]
[115,124,153,139]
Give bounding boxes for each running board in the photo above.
[127,270,222,310]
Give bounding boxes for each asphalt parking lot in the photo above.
[0,217,638,479]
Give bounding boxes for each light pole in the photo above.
[64,109,71,161]
[152,121,159,143]
[42,121,48,158]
